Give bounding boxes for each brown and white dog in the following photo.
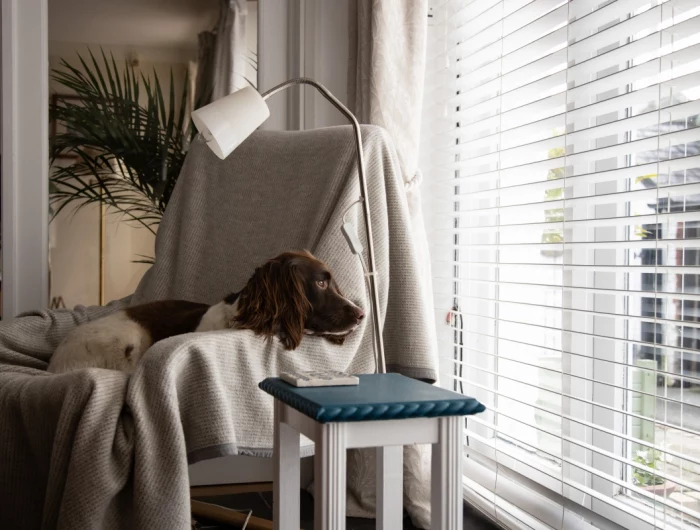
[47,251,364,374]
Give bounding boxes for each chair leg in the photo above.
[376,445,403,529]
[314,422,347,530]
[431,416,463,530]
[274,401,300,530]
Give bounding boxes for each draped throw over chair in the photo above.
[0,120,436,529]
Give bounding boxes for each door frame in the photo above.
[1,0,50,319]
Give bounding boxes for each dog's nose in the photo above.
[353,306,365,321]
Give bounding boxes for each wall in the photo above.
[245,0,258,88]
[48,49,190,306]
[257,0,349,132]
[302,0,349,129]
[257,0,292,131]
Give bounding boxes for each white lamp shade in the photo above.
[191,85,270,160]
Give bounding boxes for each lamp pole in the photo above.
[261,78,386,374]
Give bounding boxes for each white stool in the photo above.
[259,373,485,530]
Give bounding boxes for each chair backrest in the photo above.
[130,123,438,383]
[131,126,371,305]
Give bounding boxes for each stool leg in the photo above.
[376,445,403,529]
[431,416,463,530]
[274,401,300,530]
[314,422,347,530]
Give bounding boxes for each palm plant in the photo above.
[49,51,195,236]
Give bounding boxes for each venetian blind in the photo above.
[421,0,700,529]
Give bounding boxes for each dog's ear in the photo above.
[235,260,280,339]
[277,259,311,350]
[235,257,310,350]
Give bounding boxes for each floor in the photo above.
[193,490,499,529]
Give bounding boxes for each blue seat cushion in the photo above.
[259,373,485,423]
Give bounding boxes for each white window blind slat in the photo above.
[462,420,700,525]
[503,27,568,75]
[503,49,568,92]
[504,0,564,35]
[439,347,700,398]
[430,154,699,193]
[434,336,700,400]
[462,414,700,501]
[503,4,568,54]
[423,0,700,528]
[568,7,662,64]
[460,400,697,490]
[568,0,650,30]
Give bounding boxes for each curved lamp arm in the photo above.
[262,78,386,374]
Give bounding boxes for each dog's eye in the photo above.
[316,280,328,290]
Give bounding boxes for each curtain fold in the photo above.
[195,0,248,108]
[348,1,427,182]
[347,2,436,528]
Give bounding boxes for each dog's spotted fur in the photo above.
[47,251,364,374]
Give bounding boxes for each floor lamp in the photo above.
[191,78,386,374]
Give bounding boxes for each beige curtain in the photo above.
[347,2,436,528]
[348,1,427,183]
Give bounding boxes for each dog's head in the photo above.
[235,250,364,350]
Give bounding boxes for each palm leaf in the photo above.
[49,50,197,232]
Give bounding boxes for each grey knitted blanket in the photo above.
[0,125,437,529]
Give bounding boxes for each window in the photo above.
[421,0,700,528]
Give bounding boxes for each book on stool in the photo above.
[279,370,359,388]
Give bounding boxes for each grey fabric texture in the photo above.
[0,125,437,529]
